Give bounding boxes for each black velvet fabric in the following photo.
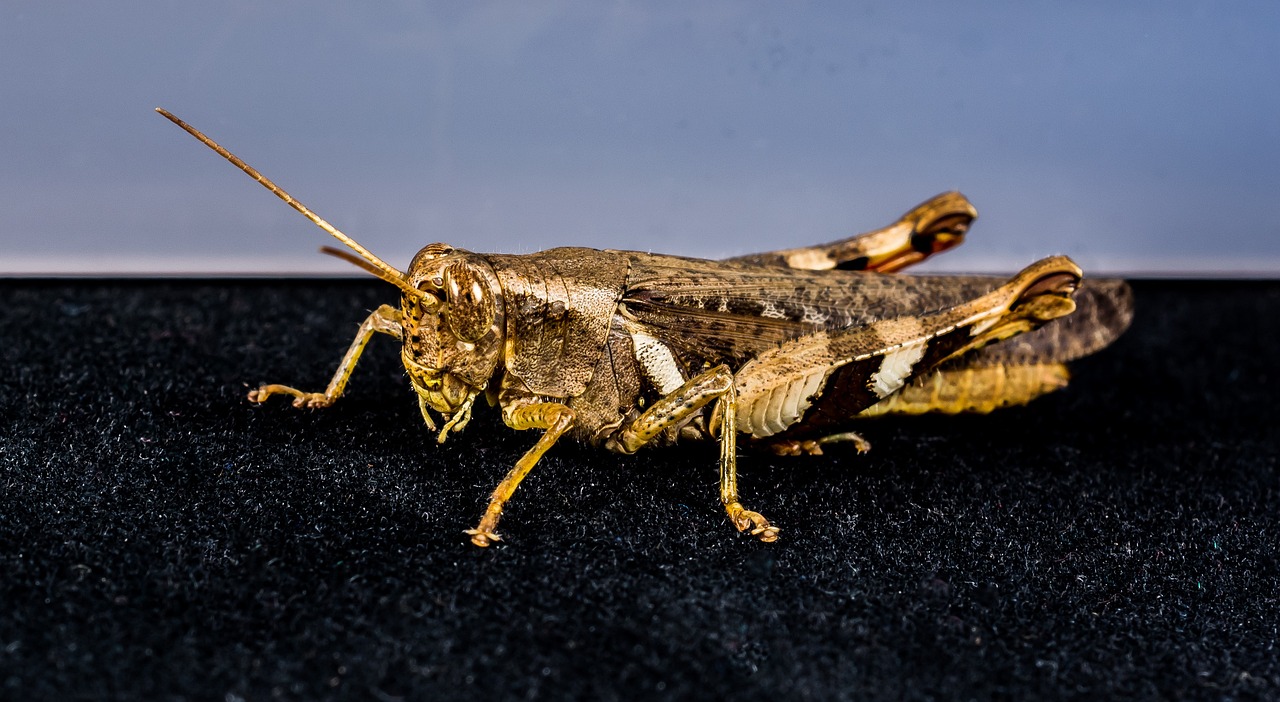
[1,279,1277,700]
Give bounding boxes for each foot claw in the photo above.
[248,385,332,408]
[291,393,332,409]
[816,431,872,454]
[727,503,779,543]
[752,524,781,543]
[767,439,824,457]
[465,528,501,547]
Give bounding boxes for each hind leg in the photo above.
[725,192,976,272]
[765,432,873,456]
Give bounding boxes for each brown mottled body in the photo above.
[157,109,1133,546]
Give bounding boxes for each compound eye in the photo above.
[442,263,496,342]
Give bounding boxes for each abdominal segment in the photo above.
[858,362,1070,417]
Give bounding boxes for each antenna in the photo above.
[155,107,422,299]
[319,246,435,304]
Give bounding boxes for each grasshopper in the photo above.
[157,109,1133,546]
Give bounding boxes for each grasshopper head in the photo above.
[400,244,506,433]
[152,109,503,439]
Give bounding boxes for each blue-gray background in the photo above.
[3,2,1277,275]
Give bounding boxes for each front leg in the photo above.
[607,366,779,543]
[249,304,402,408]
[466,402,576,547]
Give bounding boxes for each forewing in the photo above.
[621,252,1005,367]
[729,256,1081,439]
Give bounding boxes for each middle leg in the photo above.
[608,365,779,542]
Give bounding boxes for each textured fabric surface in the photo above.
[1,280,1277,700]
